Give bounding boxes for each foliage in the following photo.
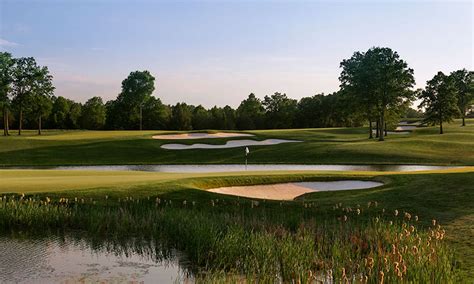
[340,47,416,140]
[80,97,106,130]
[105,70,155,129]
[450,69,474,126]
[236,93,265,130]
[418,72,459,134]
[0,52,14,135]
[263,92,297,129]
[171,102,193,130]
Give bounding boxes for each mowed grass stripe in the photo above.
[0,119,472,166]
[1,167,473,193]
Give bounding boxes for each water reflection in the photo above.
[0,233,192,283]
[40,164,463,173]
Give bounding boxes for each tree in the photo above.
[68,102,82,129]
[236,93,265,130]
[142,97,171,130]
[171,103,192,130]
[80,97,106,130]
[418,72,459,134]
[296,94,324,128]
[29,66,54,135]
[11,57,42,135]
[115,70,155,130]
[30,94,53,135]
[192,105,211,130]
[340,47,415,141]
[50,96,72,129]
[0,52,14,136]
[263,92,297,129]
[209,106,227,129]
[450,69,473,126]
[403,107,424,119]
[222,105,236,130]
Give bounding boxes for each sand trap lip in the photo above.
[161,139,302,150]
[208,180,384,200]
[152,132,254,140]
[372,130,410,135]
[395,125,417,131]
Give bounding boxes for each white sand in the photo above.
[395,125,417,131]
[208,181,383,200]
[152,132,254,140]
[161,139,302,150]
[372,130,410,135]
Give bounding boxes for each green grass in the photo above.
[0,120,472,281]
[0,168,473,280]
[0,119,473,166]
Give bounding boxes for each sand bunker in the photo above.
[395,125,417,131]
[161,139,301,150]
[372,130,410,135]
[209,180,383,200]
[152,132,254,140]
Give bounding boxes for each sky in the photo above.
[0,0,472,108]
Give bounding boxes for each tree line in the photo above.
[1,48,472,137]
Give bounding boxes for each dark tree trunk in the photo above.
[384,122,387,136]
[139,105,143,131]
[375,120,379,138]
[38,116,42,135]
[5,108,9,136]
[18,105,22,135]
[369,121,373,139]
[3,109,5,136]
[378,110,385,141]
[462,114,465,127]
[440,114,443,134]
[3,106,6,136]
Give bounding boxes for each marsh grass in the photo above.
[0,194,457,283]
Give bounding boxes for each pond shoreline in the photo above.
[0,163,464,173]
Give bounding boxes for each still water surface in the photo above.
[0,235,191,283]
[45,164,460,173]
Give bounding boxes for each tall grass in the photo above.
[0,194,457,282]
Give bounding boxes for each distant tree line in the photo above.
[1,48,472,137]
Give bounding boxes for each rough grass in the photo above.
[0,168,473,278]
[0,119,472,166]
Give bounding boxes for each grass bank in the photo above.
[0,168,473,280]
[0,119,472,166]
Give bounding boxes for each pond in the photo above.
[0,234,192,283]
[40,164,461,173]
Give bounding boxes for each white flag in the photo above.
[245,147,249,156]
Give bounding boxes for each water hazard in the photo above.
[0,234,192,283]
[38,164,461,173]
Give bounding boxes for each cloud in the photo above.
[0,38,20,47]
[90,47,106,51]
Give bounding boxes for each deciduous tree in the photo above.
[340,47,415,140]
[81,97,106,130]
[418,72,459,134]
[0,52,14,136]
[29,66,54,135]
[11,57,42,135]
[450,69,473,126]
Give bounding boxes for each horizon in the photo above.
[1,0,472,107]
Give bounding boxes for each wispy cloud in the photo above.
[90,47,106,51]
[0,38,20,47]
